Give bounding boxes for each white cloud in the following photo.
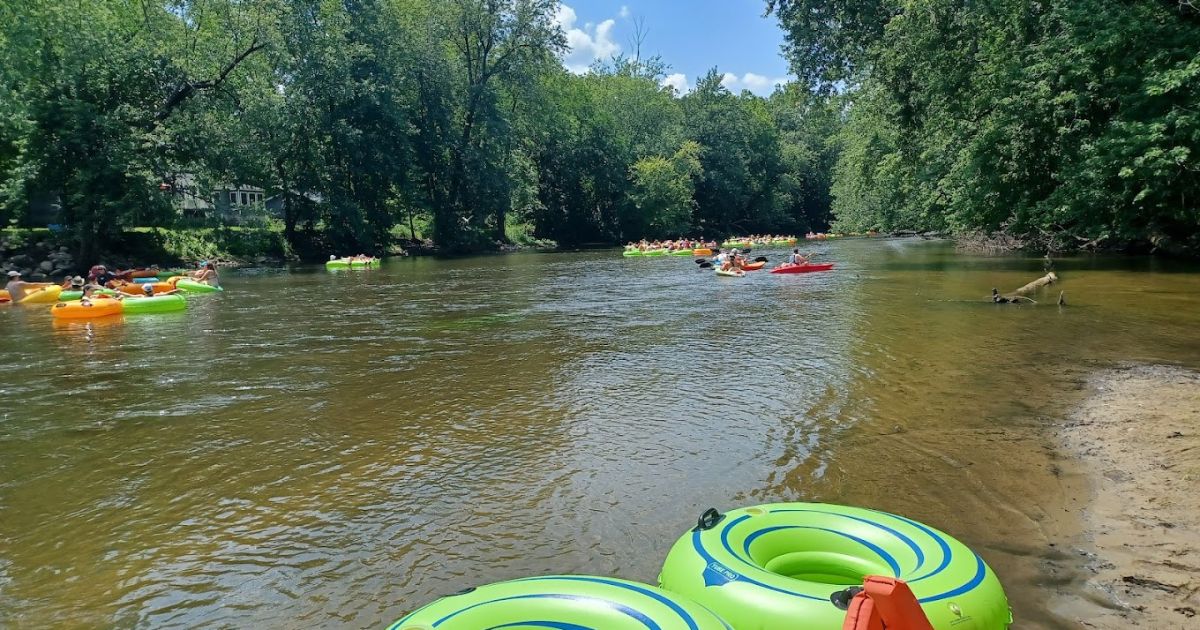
[556,4,621,74]
[619,5,630,19]
[719,72,789,96]
[741,73,772,91]
[661,73,690,94]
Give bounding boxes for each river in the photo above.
[2,238,1199,628]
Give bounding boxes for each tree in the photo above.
[771,0,1200,250]
[0,0,275,261]
[436,0,564,248]
[629,141,703,238]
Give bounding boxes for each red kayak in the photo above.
[770,262,834,274]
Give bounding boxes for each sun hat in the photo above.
[6,270,20,277]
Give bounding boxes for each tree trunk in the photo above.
[283,193,297,244]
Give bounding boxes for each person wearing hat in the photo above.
[89,265,118,288]
[136,282,178,297]
[5,270,51,303]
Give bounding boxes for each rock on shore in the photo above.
[0,238,76,280]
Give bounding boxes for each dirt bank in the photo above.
[1060,365,1200,627]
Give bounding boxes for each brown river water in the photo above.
[1,238,1199,628]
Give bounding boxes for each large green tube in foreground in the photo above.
[388,575,732,630]
[658,503,1012,629]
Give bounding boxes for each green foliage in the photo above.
[0,0,843,263]
[629,141,704,237]
[139,227,289,262]
[772,0,1200,250]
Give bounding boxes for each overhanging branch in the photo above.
[154,38,266,122]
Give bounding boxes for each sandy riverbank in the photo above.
[1059,365,1200,627]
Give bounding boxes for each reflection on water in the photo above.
[1,240,1199,628]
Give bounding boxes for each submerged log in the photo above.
[990,272,1059,304]
[991,288,1034,304]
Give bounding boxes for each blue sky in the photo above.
[555,1,792,95]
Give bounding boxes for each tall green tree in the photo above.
[771,0,1200,250]
[434,0,564,248]
[629,141,703,238]
[0,0,275,261]
[681,69,785,235]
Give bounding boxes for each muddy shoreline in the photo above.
[1057,365,1200,627]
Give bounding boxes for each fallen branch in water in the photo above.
[1012,272,1058,296]
[989,272,1058,304]
[991,288,1036,304]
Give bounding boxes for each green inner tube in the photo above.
[658,502,1012,629]
[326,259,379,268]
[389,575,732,630]
[643,248,669,256]
[122,294,187,314]
[58,288,118,301]
[174,279,223,293]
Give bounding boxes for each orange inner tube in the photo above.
[52,295,123,319]
[119,282,174,295]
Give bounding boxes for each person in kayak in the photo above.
[715,249,730,268]
[721,249,742,272]
[787,249,809,265]
[730,249,746,270]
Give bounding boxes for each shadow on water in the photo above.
[1,239,1199,628]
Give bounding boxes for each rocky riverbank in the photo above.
[1059,365,1200,627]
[0,228,294,278]
[0,235,77,281]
